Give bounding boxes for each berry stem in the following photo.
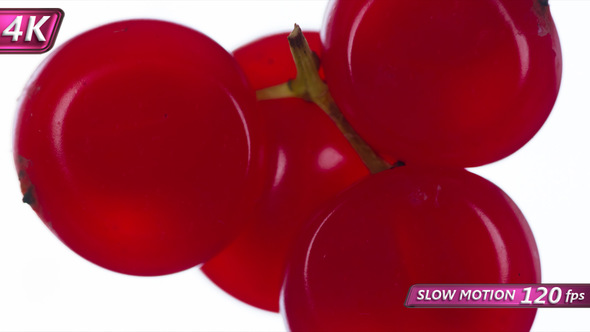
[256,82,296,100]
[257,24,392,174]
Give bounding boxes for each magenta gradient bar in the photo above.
[0,8,63,53]
[405,284,590,308]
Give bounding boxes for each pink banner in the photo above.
[0,8,64,53]
[405,284,590,308]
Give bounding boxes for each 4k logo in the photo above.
[0,9,64,53]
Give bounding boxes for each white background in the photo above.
[0,1,588,331]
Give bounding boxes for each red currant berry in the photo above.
[202,32,368,312]
[282,166,540,331]
[322,0,562,167]
[14,19,262,276]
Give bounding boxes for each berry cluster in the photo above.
[13,0,561,331]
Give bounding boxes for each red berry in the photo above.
[282,166,540,331]
[202,32,368,312]
[14,19,262,276]
[322,0,562,167]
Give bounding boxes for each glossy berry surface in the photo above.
[322,0,562,167]
[282,166,540,331]
[202,32,369,312]
[13,19,261,276]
